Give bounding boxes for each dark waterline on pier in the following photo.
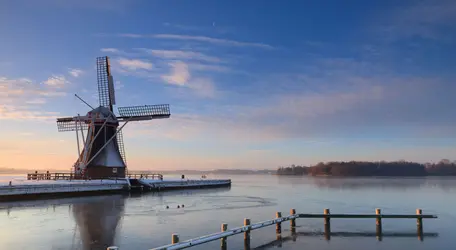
[1,174,455,250]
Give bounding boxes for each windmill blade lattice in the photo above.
[57,117,89,132]
[117,129,127,164]
[96,56,115,110]
[117,104,170,120]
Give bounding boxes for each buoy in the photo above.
[182,204,185,208]
[177,205,180,209]
[166,206,169,209]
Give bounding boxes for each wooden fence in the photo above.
[107,208,437,250]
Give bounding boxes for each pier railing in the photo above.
[27,172,79,180]
[26,172,164,181]
[106,208,437,250]
[126,173,163,180]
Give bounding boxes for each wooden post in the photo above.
[416,209,423,241]
[376,208,382,241]
[172,233,179,244]
[290,208,296,232]
[324,208,330,240]
[244,218,251,249]
[276,212,282,234]
[221,223,227,250]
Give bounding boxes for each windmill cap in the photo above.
[87,106,118,123]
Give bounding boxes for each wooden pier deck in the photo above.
[1,172,231,201]
[108,208,438,250]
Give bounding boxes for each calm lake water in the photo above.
[1,174,455,250]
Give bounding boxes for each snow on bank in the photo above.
[0,178,128,187]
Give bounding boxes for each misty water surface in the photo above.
[0,174,455,250]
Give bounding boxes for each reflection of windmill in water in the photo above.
[56,56,171,179]
[71,195,125,250]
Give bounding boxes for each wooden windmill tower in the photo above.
[56,56,171,179]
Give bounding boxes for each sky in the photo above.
[0,0,455,171]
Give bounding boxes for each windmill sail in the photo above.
[116,129,126,164]
[96,56,115,111]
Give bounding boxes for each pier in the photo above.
[107,208,438,250]
[0,172,231,201]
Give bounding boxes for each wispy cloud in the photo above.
[188,63,231,73]
[375,0,456,41]
[25,98,47,105]
[161,61,216,98]
[187,78,216,98]
[41,75,68,88]
[131,64,456,142]
[106,48,232,73]
[163,22,206,32]
[162,61,190,86]
[0,106,60,121]
[117,58,153,70]
[101,48,120,53]
[0,76,65,121]
[68,68,84,77]
[142,49,221,63]
[39,0,131,13]
[162,22,237,34]
[118,33,274,49]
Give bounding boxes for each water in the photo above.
[1,174,455,250]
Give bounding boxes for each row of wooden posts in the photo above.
[107,208,436,250]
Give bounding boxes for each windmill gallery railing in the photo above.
[107,208,437,250]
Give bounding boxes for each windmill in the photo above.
[56,56,170,179]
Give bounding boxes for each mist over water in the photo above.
[1,174,455,250]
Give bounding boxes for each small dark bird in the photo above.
[177,205,180,209]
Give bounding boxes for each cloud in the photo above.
[109,48,232,73]
[117,58,153,70]
[188,63,231,73]
[101,48,120,53]
[161,61,216,98]
[161,61,190,86]
[42,75,68,88]
[0,106,59,121]
[25,98,47,105]
[120,33,144,38]
[118,33,274,49]
[162,22,237,35]
[162,22,205,32]
[38,0,131,12]
[376,0,456,41]
[0,76,65,121]
[143,49,221,63]
[130,67,456,143]
[68,68,84,77]
[188,78,216,98]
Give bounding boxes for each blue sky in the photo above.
[0,0,455,170]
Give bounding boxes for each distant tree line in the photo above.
[276,159,456,176]
[276,164,308,175]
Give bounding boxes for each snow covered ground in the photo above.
[0,175,128,187]
[0,174,231,198]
